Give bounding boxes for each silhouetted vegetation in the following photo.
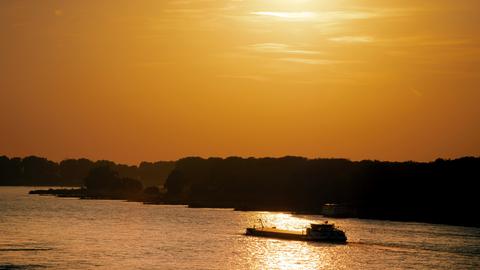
[30,166,144,200]
[164,156,480,227]
[16,154,480,227]
[84,166,143,194]
[0,155,174,187]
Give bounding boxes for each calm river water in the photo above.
[1,187,479,269]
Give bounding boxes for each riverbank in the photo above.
[28,187,479,228]
[29,188,165,203]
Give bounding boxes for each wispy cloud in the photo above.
[329,36,374,43]
[238,43,342,65]
[251,11,315,20]
[249,10,379,23]
[217,74,269,82]
[279,58,340,65]
[246,43,321,55]
[163,9,206,14]
[315,11,378,21]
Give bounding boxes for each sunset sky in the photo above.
[1,0,479,164]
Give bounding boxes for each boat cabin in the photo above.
[310,222,335,231]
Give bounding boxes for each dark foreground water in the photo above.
[1,187,479,269]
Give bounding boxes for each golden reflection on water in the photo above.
[245,212,338,270]
[262,240,327,270]
[3,188,479,269]
[254,212,309,230]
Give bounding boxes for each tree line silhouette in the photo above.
[4,154,479,226]
[164,156,480,226]
[0,155,174,188]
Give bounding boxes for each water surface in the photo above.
[1,187,479,269]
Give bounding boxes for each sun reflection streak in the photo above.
[245,212,338,270]
[255,212,310,231]
[263,240,329,270]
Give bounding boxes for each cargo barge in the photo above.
[245,221,347,243]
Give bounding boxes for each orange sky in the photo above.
[1,0,479,164]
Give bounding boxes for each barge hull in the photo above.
[246,228,307,241]
[245,227,347,243]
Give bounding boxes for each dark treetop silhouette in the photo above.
[0,155,174,188]
[3,155,479,227]
[163,156,479,227]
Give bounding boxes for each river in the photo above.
[0,187,479,269]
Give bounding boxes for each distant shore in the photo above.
[4,155,479,228]
[28,187,479,228]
